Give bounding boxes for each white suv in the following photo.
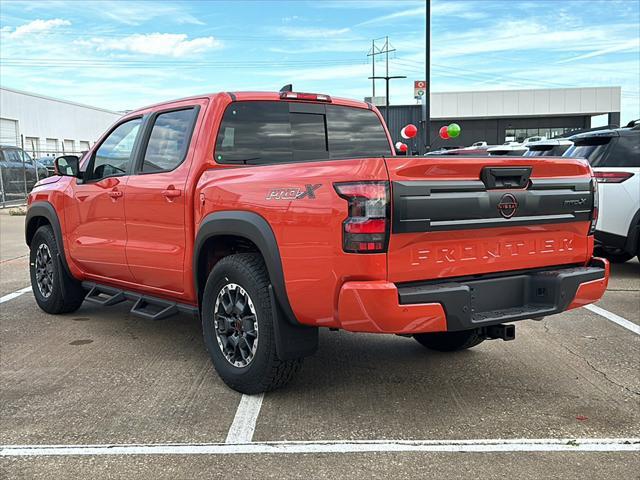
[565,123,640,263]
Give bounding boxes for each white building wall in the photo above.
[430,86,621,119]
[0,87,122,154]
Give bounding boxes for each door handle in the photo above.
[108,189,123,199]
[162,188,182,198]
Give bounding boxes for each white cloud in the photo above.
[84,1,205,26]
[275,26,351,39]
[6,18,70,38]
[83,33,222,57]
[556,38,640,63]
[432,20,619,58]
[355,7,425,27]
[264,63,371,82]
[355,2,486,27]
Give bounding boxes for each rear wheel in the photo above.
[414,329,485,352]
[29,225,86,314]
[201,253,302,394]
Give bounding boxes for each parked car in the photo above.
[432,146,493,156]
[487,144,528,156]
[565,122,640,263]
[524,139,573,157]
[37,156,57,175]
[0,145,49,201]
[522,136,546,144]
[25,88,607,393]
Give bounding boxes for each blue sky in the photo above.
[1,0,638,123]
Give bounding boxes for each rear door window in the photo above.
[141,108,198,173]
[215,101,390,165]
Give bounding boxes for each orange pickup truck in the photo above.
[25,88,608,393]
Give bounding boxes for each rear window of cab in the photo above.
[214,101,392,165]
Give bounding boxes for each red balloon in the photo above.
[401,124,418,139]
[439,126,450,140]
[395,141,408,153]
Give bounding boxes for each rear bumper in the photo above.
[337,258,609,334]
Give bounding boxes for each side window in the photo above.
[141,108,197,173]
[605,135,640,167]
[90,118,142,180]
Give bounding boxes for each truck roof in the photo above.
[126,91,374,116]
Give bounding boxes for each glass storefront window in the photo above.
[504,126,581,142]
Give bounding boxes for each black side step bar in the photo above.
[85,284,126,306]
[82,282,198,321]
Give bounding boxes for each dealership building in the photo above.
[1,85,622,158]
[377,86,622,152]
[0,87,122,157]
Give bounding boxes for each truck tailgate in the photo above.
[385,156,595,283]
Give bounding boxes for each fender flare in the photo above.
[25,201,73,277]
[194,210,297,324]
[193,211,318,360]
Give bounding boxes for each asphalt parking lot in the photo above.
[1,210,638,479]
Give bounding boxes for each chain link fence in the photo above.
[0,147,85,208]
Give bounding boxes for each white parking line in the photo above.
[584,304,640,336]
[1,438,638,456]
[225,393,264,444]
[0,286,31,304]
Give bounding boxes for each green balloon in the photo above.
[448,123,461,138]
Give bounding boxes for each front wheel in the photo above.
[201,253,302,394]
[29,225,86,314]
[414,329,485,352]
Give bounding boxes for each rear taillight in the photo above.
[334,181,390,253]
[589,177,599,235]
[594,171,634,183]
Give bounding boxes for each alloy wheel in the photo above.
[35,243,54,298]
[213,283,259,368]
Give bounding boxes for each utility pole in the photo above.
[367,39,377,98]
[367,37,405,122]
[423,0,431,153]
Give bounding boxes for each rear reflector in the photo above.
[334,181,390,254]
[594,171,634,183]
[590,177,599,235]
[280,91,332,102]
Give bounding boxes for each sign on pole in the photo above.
[414,80,426,99]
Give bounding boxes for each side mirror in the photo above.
[54,155,80,177]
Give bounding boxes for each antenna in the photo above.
[279,84,293,93]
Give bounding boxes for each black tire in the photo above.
[595,246,632,264]
[201,253,302,394]
[414,329,485,352]
[29,225,85,314]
